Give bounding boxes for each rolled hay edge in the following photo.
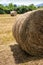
[10,11,17,16]
[12,10,43,56]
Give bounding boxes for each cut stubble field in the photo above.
[0,14,43,65]
[0,14,18,45]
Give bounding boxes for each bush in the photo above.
[4,10,10,14]
[15,6,28,14]
[28,4,37,11]
[0,8,5,14]
[0,3,37,14]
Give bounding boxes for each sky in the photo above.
[0,0,43,5]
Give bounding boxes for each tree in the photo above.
[14,4,17,7]
[0,3,37,14]
[8,3,14,11]
[0,8,5,14]
[15,5,28,14]
[28,4,37,11]
[0,4,5,14]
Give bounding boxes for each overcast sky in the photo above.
[0,0,43,5]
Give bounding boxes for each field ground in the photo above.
[0,14,43,65]
[0,14,18,45]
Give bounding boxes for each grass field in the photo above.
[0,14,18,45]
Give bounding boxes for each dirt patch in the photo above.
[0,42,43,65]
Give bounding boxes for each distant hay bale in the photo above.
[10,11,17,16]
[12,10,43,56]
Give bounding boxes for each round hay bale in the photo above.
[10,11,17,16]
[12,10,43,56]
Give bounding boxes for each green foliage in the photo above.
[0,8,5,14]
[7,3,14,11]
[15,4,37,14]
[0,3,37,14]
[14,4,17,7]
[0,4,4,9]
[17,5,28,14]
[0,4,5,14]
[38,6,43,8]
[15,5,28,14]
[28,4,37,11]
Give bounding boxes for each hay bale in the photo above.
[12,10,43,56]
[10,11,17,16]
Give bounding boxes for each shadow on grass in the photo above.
[10,43,43,64]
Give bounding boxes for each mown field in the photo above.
[0,14,43,65]
[0,14,18,45]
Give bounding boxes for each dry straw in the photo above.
[12,10,43,56]
[10,11,17,16]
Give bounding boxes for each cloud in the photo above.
[0,0,43,5]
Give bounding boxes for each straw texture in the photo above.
[12,10,43,56]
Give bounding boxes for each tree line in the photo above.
[0,3,41,14]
